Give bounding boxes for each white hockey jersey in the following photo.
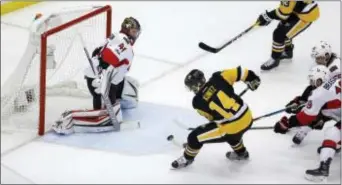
[84,32,134,85]
[327,55,340,77]
[297,73,341,125]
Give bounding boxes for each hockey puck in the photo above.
[167,135,174,141]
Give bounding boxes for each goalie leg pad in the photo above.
[53,102,123,135]
[120,76,139,109]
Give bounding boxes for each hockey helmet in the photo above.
[120,17,141,45]
[311,41,332,65]
[184,69,206,93]
[308,65,330,87]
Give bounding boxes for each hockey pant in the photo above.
[183,108,253,160]
[271,14,312,59]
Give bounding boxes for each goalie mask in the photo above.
[184,69,206,93]
[120,17,141,45]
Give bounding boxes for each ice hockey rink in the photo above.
[1,1,341,184]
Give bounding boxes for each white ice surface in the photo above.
[1,1,341,184]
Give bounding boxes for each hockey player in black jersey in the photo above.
[171,66,260,169]
[256,0,320,70]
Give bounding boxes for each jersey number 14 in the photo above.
[209,90,241,119]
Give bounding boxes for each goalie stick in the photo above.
[78,32,121,131]
[198,22,259,53]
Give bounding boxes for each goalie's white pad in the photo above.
[53,101,123,135]
[121,76,139,109]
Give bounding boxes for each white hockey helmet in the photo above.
[308,65,330,87]
[311,41,333,65]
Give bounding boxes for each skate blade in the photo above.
[304,173,328,183]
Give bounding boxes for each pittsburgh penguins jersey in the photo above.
[192,66,250,122]
[269,1,320,22]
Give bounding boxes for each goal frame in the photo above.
[38,5,112,135]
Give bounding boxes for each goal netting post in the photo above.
[1,5,112,136]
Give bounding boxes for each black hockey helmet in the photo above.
[184,69,206,93]
[120,17,141,45]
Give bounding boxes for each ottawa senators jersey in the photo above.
[84,32,134,85]
[192,66,249,122]
[296,73,341,125]
[327,53,341,78]
[274,0,319,22]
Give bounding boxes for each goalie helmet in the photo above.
[308,65,330,87]
[311,41,332,66]
[120,17,141,45]
[184,69,206,93]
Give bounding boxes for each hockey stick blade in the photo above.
[199,22,259,53]
[198,42,220,53]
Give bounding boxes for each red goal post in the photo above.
[38,5,112,135]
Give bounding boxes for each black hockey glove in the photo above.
[274,116,290,134]
[92,46,103,57]
[244,70,261,91]
[257,11,272,26]
[285,96,306,114]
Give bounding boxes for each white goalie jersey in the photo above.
[84,32,134,85]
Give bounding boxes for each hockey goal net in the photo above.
[1,5,112,135]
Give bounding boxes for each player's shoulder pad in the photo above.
[323,74,341,90]
[192,94,201,109]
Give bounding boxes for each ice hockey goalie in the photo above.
[52,17,141,135]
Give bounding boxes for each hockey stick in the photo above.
[238,87,249,97]
[252,104,305,122]
[174,103,306,132]
[198,22,259,53]
[78,32,120,131]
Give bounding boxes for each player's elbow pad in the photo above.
[267,9,281,20]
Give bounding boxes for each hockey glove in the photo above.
[274,116,290,134]
[92,46,103,57]
[245,70,261,91]
[285,96,306,114]
[257,11,272,26]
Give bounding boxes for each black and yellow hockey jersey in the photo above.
[269,1,319,22]
[192,66,250,122]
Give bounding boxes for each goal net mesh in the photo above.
[1,5,111,135]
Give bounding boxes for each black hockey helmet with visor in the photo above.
[184,69,206,93]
